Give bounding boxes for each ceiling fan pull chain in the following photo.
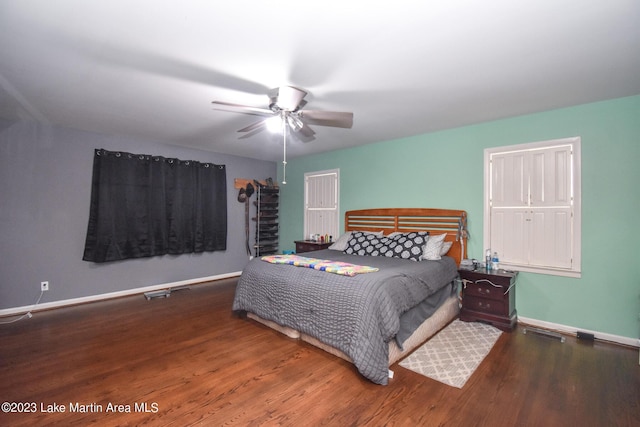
[282,116,287,185]
[282,159,287,185]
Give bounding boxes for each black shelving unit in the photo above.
[253,186,279,256]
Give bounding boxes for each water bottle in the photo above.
[485,249,492,270]
[491,251,499,271]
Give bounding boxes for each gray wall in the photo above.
[0,119,276,310]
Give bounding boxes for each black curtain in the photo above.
[83,149,227,263]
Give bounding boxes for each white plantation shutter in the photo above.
[304,169,339,241]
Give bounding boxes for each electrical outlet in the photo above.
[41,281,49,292]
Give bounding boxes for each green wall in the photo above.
[277,95,640,340]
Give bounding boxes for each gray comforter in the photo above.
[232,249,458,384]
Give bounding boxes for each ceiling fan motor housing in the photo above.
[268,86,307,112]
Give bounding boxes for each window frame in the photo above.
[304,168,340,241]
[483,137,581,278]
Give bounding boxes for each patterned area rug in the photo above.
[399,319,502,388]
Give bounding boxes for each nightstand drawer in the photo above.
[459,270,514,288]
[464,280,506,301]
[463,295,507,316]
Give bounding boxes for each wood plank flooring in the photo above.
[1,278,638,426]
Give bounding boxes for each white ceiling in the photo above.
[1,0,639,162]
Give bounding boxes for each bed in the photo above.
[232,208,468,385]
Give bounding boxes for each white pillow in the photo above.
[421,234,447,260]
[439,241,453,256]
[328,231,383,251]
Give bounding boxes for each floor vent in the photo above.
[522,326,566,342]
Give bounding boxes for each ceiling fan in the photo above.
[212,86,353,139]
[212,86,353,184]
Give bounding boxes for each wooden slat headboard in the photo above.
[345,208,468,265]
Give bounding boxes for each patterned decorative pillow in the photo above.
[344,231,429,262]
[421,233,447,260]
[381,231,429,261]
[344,231,384,256]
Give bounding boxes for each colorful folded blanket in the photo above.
[261,254,379,277]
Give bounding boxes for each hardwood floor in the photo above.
[1,278,638,426]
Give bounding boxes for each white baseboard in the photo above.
[4,283,638,350]
[0,272,242,318]
[518,316,640,348]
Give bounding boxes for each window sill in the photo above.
[500,263,581,279]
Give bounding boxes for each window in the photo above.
[304,169,339,241]
[483,137,581,277]
[83,149,227,263]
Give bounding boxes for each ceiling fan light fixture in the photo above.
[265,116,283,133]
[287,114,303,132]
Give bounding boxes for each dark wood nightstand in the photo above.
[294,240,332,253]
[459,268,518,332]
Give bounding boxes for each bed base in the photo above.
[247,294,460,367]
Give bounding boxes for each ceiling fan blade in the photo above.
[238,126,267,140]
[238,119,267,133]
[299,110,354,128]
[297,123,316,138]
[60,35,271,95]
[211,101,273,116]
[295,126,316,144]
[238,126,267,139]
